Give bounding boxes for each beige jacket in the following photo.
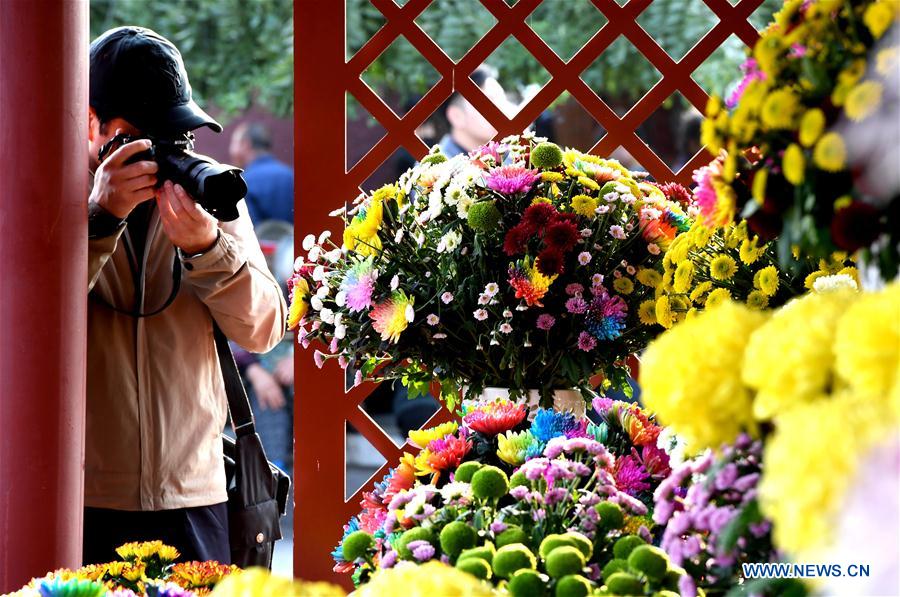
[86,200,286,510]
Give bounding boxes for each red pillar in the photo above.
[0,0,88,590]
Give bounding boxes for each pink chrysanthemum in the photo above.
[463,400,527,436]
[613,454,651,496]
[536,314,556,330]
[486,165,540,195]
[577,331,597,351]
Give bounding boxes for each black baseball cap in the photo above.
[90,26,222,136]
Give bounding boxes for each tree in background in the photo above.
[91,0,293,118]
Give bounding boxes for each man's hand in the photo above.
[246,363,286,411]
[274,355,293,386]
[90,133,158,219]
[156,180,219,254]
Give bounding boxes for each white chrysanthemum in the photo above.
[302,234,316,251]
[813,274,859,294]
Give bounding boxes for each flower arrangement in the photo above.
[649,218,857,326]
[700,0,900,276]
[640,282,900,561]
[288,135,690,406]
[12,548,343,597]
[354,561,492,597]
[333,399,683,594]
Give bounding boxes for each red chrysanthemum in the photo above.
[537,247,565,275]
[653,182,693,208]
[522,202,558,228]
[831,200,882,252]
[463,400,528,436]
[426,435,472,472]
[554,211,579,225]
[384,457,416,502]
[544,220,580,251]
[503,224,532,256]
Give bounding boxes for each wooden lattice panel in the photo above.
[294,0,764,583]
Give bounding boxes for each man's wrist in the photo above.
[178,230,220,258]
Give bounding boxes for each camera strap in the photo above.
[89,250,182,318]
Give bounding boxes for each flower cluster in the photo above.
[654,435,803,596]
[288,135,687,407]
[12,542,240,597]
[332,400,685,594]
[701,0,900,276]
[641,282,900,559]
[650,220,856,325]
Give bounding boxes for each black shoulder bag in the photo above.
[213,322,292,569]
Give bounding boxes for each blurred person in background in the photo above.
[231,220,295,473]
[229,122,294,226]
[438,65,513,157]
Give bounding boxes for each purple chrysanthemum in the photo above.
[486,165,540,195]
[536,314,556,330]
[577,332,597,351]
[584,288,628,341]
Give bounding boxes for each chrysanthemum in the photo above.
[709,254,737,280]
[577,331,597,351]
[655,295,673,329]
[799,108,825,147]
[497,430,538,466]
[536,314,556,330]
[673,261,694,293]
[782,143,805,185]
[813,132,847,172]
[746,290,769,310]
[286,275,310,329]
[642,300,768,453]
[426,435,472,474]
[343,198,383,256]
[571,194,598,218]
[464,400,527,436]
[585,288,628,341]
[753,265,779,297]
[408,422,459,449]
[760,88,800,130]
[369,291,414,343]
[486,165,540,195]
[705,287,732,308]
[341,258,377,313]
[638,299,657,325]
[530,408,582,443]
[636,268,662,288]
[613,455,651,496]
[509,260,557,307]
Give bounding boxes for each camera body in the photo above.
[99,132,247,221]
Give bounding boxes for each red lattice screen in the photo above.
[294,0,764,583]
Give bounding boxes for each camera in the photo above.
[98,132,247,221]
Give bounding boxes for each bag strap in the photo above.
[212,322,256,438]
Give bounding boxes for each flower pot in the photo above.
[465,387,587,419]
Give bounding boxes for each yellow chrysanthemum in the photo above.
[864,0,897,39]
[613,277,634,295]
[408,421,458,449]
[804,270,827,290]
[845,80,884,122]
[751,168,768,205]
[655,295,674,329]
[705,287,732,308]
[571,194,598,217]
[531,196,552,205]
[746,290,769,310]
[813,132,847,172]
[541,171,564,183]
[673,261,694,293]
[642,300,768,453]
[753,265,780,297]
[636,268,662,288]
[782,143,806,186]
[690,281,713,303]
[743,291,856,420]
[754,35,783,77]
[759,392,894,559]
[706,94,723,118]
[638,299,657,325]
[497,430,536,466]
[798,108,825,147]
[709,254,737,281]
[689,223,712,247]
[413,449,437,476]
[212,567,345,597]
[665,234,691,265]
[287,277,310,329]
[357,561,493,597]
[760,88,800,130]
[739,238,764,265]
[369,291,414,343]
[578,176,600,191]
[834,283,900,401]
[344,198,384,256]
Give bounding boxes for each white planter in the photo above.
[465,387,587,420]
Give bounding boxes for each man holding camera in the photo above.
[85,27,286,564]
